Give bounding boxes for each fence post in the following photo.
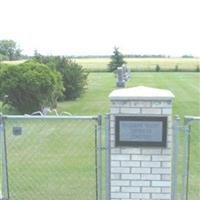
[172,116,180,200]
[0,114,9,200]
[105,114,110,200]
[181,123,191,200]
[97,114,102,200]
[182,116,200,200]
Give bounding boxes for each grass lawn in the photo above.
[57,72,200,200]
[57,72,200,118]
[1,72,200,199]
[4,119,97,200]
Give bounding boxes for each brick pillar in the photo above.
[109,86,175,200]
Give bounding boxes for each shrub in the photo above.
[196,65,200,72]
[155,64,160,72]
[53,58,88,100]
[175,65,179,72]
[0,61,64,114]
[33,55,88,100]
[0,53,8,61]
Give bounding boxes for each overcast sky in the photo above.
[0,0,199,56]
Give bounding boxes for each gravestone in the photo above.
[108,86,175,200]
[122,64,128,81]
[116,67,125,88]
[116,65,131,88]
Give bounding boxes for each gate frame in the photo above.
[105,113,111,200]
[172,115,200,200]
[0,114,9,200]
[181,116,200,200]
[0,114,103,200]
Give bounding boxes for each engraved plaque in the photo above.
[115,116,167,147]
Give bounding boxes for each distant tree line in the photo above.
[181,55,194,58]
[0,39,32,61]
[68,54,169,59]
[0,40,22,61]
[69,54,198,59]
[0,39,198,61]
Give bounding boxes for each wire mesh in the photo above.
[3,117,98,200]
[176,119,200,200]
[185,120,200,200]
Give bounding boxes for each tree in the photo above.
[0,53,8,61]
[155,64,160,72]
[196,65,199,72]
[55,58,88,100]
[33,55,88,100]
[108,47,126,72]
[0,40,22,60]
[0,61,64,114]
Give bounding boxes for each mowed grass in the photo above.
[75,58,200,71]
[4,119,97,200]
[1,72,200,199]
[57,72,200,200]
[57,72,200,117]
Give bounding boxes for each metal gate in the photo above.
[172,115,200,200]
[0,114,102,200]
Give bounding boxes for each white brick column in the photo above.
[109,86,175,200]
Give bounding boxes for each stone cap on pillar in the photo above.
[109,86,175,101]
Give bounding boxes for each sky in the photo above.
[0,0,199,56]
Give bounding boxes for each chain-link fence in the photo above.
[0,115,102,200]
[172,116,200,200]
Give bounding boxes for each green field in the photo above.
[75,58,200,72]
[2,60,27,65]
[57,72,200,117]
[1,72,200,199]
[2,58,200,72]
